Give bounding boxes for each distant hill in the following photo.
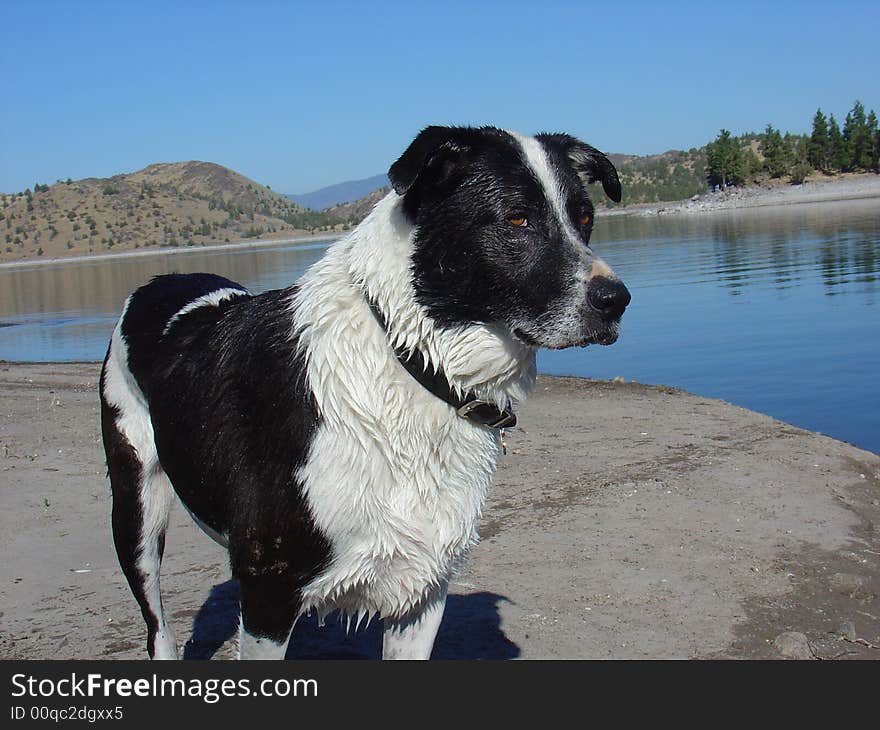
[590,148,709,208]
[312,147,714,219]
[1,162,338,262]
[286,173,389,210]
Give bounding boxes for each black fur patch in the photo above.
[119,275,332,639]
[121,273,247,398]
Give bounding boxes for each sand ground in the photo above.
[1,362,878,660]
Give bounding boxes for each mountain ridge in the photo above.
[1,161,340,262]
[286,173,389,210]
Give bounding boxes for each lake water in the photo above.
[1,199,878,454]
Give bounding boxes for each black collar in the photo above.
[367,299,517,430]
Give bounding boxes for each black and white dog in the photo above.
[100,126,630,660]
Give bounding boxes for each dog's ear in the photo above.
[568,142,622,203]
[388,126,476,195]
[537,133,622,203]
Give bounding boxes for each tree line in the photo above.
[706,99,878,189]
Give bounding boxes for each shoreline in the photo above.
[2,174,878,269]
[1,362,878,659]
[0,232,338,271]
[603,172,880,217]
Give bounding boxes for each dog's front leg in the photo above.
[382,584,447,660]
[237,573,298,660]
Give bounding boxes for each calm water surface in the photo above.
[1,199,878,453]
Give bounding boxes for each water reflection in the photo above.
[591,198,879,299]
[0,240,331,361]
[0,240,332,317]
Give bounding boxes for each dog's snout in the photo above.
[587,277,631,319]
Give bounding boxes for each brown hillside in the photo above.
[323,186,391,226]
[0,162,335,263]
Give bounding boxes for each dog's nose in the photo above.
[587,277,631,319]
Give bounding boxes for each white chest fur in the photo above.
[291,194,535,621]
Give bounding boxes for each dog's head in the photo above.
[389,125,630,349]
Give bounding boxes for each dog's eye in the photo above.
[509,217,528,227]
[579,214,592,226]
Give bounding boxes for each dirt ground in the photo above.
[1,362,878,660]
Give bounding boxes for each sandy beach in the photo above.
[1,362,878,660]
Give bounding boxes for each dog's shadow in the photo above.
[182,579,520,660]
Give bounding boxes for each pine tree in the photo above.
[789,134,812,184]
[705,129,744,188]
[807,108,830,172]
[761,125,790,178]
[867,109,879,172]
[843,100,872,170]
[741,147,762,182]
[828,114,847,171]
[783,132,798,164]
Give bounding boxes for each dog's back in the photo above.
[100,273,329,658]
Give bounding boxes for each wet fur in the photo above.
[100,126,629,659]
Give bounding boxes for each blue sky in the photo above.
[2,0,877,194]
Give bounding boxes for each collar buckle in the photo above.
[456,400,518,429]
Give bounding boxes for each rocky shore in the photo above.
[607,172,880,217]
